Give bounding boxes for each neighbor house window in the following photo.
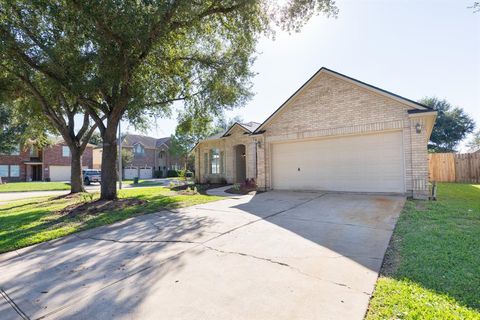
[62,146,70,157]
[134,144,144,155]
[0,165,8,177]
[10,165,19,177]
[30,146,38,157]
[210,148,220,174]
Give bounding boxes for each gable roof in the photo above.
[49,136,96,148]
[254,67,433,132]
[122,134,171,149]
[222,121,261,137]
[155,137,170,148]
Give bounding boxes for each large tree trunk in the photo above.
[100,127,118,200]
[70,147,85,193]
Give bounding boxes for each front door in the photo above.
[32,165,42,181]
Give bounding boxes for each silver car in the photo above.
[83,169,101,185]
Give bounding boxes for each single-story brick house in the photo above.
[193,67,437,199]
[0,138,93,182]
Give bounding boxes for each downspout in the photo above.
[254,139,258,180]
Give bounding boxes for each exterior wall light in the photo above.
[415,122,423,134]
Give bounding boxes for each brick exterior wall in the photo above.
[0,143,94,182]
[194,71,433,199]
[0,148,30,182]
[122,145,185,178]
[195,125,258,184]
[43,144,93,180]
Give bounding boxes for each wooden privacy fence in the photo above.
[429,153,480,183]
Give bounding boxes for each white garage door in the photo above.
[49,166,71,181]
[124,167,138,179]
[49,166,88,181]
[272,131,405,193]
[139,167,153,179]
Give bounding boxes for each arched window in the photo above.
[134,143,145,155]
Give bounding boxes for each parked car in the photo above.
[83,169,101,185]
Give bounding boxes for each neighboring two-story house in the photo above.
[122,134,184,179]
[0,138,94,182]
[92,134,184,179]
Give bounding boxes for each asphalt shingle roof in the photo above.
[122,134,170,149]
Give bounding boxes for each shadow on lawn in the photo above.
[0,193,196,254]
[381,183,480,311]
[0,197,215,319]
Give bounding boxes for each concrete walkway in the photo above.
[205,185,234,197]
[0,191,405,320]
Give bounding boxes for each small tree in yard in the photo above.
[121,148,134,168]
[0,0,337,200]
[467,130,480,152]
[419,97,475,152]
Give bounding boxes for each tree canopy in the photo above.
[0,0,338,199]
[466,130,480,152]
[419,97,475,152]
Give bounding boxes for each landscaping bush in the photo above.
[241,178,256,190]
[154,170,163,178]
[167,169,179,177]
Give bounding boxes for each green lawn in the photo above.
[366,183,480,319]
[0,181,71,193]
[0,186,222,253]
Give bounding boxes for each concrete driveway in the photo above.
[0,191,404,320]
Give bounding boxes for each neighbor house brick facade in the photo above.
[194,67,436,199]
[90,134,185,179]
[0,140,94,182]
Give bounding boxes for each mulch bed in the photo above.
[58,198,146,217]
[171,183,228,195]
[224,187,258,195]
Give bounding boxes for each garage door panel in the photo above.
[49,166,88,181]
[124,167,138,179]
[272,131,404,193]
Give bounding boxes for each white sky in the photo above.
[128,0,480,151]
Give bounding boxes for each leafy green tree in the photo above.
[472,2,480,12]
[466,130,480,152]
[419,97,475,152]
[88,131,102,146]
[215,114,245,132]
[0,0,337,199]
[0,77,52,154]
[121,148,134,167]
[170,111,218,167]
[0,103,26,154]
[0,72,99,192]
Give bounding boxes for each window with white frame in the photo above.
[10,165,19,177]
[0,165,8,177]
[134,144,144,155]
[62,146,70,157]
[210,148,220,174]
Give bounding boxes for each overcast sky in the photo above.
[127,0,480,151]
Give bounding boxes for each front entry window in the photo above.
[211,149,220,174]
